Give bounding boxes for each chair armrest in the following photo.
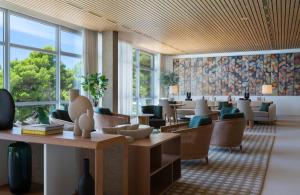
[112,113,130,122]
[268,104,276,121]
[160,122,189,132]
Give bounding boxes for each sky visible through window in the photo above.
[9,14,82,68]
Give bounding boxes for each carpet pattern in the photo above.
[167,124,276,195]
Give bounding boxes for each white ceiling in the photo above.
[1,0,300,54]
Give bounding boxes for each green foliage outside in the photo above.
[132,50,153,98]
[2,46,81,122]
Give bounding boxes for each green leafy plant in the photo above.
[81,73,109,106]
[160,71,179,86]
[160,71,179,97]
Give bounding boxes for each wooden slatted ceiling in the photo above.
[2,0,300,54]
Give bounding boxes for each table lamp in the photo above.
[169,85,179,101]
[262,85,272,95]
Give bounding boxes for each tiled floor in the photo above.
[262,116,300,195]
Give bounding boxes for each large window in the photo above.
[0,10,3,88]
[1,9,83,122]
[132,49,155,114]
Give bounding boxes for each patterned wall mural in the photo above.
[173,52,300,96]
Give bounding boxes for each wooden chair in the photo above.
[161,122,213,164]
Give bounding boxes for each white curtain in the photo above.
[118,41,133,115]
[83,29,98,74]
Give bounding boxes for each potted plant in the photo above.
[160,71,179,98]
[81,73,109,107]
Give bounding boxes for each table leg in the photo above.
[95,149,104,195]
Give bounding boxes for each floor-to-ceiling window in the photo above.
[0,10,4,88]
[132,49,155,114]
[1,9,83,122]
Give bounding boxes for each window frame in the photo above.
[133,48,155,115]
[1,8,83,119]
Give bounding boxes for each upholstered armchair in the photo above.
[195,99,210,116]
[94,112,130,131]
[49,109,74,131]
[161,122,213,164]
[194,99,219,120]
[237,100,254,128]
[141,105,166,129]
[210,117,246,152]
[253,103,276,123]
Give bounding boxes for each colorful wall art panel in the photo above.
[173,52,300,96]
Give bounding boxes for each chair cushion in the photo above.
[220,107,239,116]
[221,113,244,119]
[188,116,212,128]
[52,110,72,122]
[218,101,231,110]
[95,107,112,115]
[253,111,269,117]
[259,102,272,112]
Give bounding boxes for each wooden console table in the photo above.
[0,128,128,195]
[128,133,181,195]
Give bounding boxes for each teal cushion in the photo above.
[231,107,240,114]
[218,101,231,110]
[221,113,244,119]
[188,116,212,128]
[220,107,239,116]
[259,102,271,112]
[95,107,112,115]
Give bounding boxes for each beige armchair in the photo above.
[237,100,254,128]
[161,122,213,164]
[94,112,130,131]
[210,118,246,152]
[253,104,276,123]
[195,99,210,116]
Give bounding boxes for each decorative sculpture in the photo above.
[0,89,15,130]
[68,89,94,137]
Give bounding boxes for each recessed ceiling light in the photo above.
[240,17,248,21]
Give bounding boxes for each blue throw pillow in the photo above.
[95,107,112,115]
[188,116,212,128]
[259,102,271,112]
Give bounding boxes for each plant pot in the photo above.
[8,142,32,194]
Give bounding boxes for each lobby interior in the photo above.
[0,0,300,195]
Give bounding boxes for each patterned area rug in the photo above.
[167,124,276,195]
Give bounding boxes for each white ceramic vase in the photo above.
[68,89,94,136]
[79,109,94,138]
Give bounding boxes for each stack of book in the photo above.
[21,124,64,135]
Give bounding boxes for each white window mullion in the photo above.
[56,26,61,109]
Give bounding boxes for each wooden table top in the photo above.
[129,133,180,148]
[0,128,126,150]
